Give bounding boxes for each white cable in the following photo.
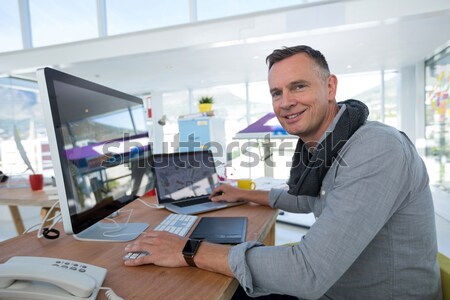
[36,200,62,239]
[22,200,62,238]
[136,198,164,209]
[37,215,62,239]
[103,209,133,229]
[100,287,124,300]
[22,212,61,234]
[102,209,143,238]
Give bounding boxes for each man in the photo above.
[124,45,442,300]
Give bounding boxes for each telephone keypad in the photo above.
[52,259,90,273]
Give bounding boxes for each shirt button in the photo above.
[321,190,326,196]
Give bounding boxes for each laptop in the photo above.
[152,150,244,214]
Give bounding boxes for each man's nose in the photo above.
[279,92,296,109]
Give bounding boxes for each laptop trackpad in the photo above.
[197,202,227,209]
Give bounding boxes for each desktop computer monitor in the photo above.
[37,67,153,242]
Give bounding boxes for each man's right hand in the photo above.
[210,184,246,203]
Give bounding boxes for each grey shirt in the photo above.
[228,120,442,300]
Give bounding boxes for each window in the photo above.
[425,46,450,192]
[0,2,22,52]
[29,0,97,47]
[336,70,398,126]
[336,71,382,121]
[192,85,248,177]
[192,84,247,148]
[383,71,399,129]
[0,77,48,176]
[196,0,304,21]
[248,81,272,123]
[106,0,189,35]
[161,90,190,153]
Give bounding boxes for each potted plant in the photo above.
[198,96,214,113]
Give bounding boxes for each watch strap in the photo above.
[182,239,202,267]
[184,254,196,267]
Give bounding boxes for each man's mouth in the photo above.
[284,110,305,120]
[286,113,301,119]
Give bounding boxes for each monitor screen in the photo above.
[37,67,152,241]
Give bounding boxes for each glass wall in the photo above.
[383,71,400,128]
[336,70,399,128]
[196,0,304,21]
[192,84,247,148]
[0,77,48,177]
[248,81,272,123]
[106,0,189,35]
[29,0,98,47]
[161,90,190,153]
[0,1,22,52]
[0,0,325,53]
[425,45,450,191]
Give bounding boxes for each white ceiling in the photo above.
[2,0,450,95]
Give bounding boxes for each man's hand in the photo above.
[124,231,188,267]
[211,183,271,206]
[124,230,235,277]
[210,183,246,203]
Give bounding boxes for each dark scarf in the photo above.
[287,99,369,197]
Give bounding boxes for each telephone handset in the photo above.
[0,256,107,300]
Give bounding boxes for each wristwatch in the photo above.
[182,239,202,267]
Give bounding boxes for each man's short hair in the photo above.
[266,45,330,78]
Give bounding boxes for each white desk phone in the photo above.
[0,256,107,300]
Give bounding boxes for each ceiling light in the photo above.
[347,65,352,69]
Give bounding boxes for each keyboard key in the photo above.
[123,251,149,261]
[154,213,198,236]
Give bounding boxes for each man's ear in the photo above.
[327,75,338,100]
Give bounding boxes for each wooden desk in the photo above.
[0,197,278,300]
[0,187,58,235]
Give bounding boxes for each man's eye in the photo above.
[271,91,281,99]
[294,84,305,90]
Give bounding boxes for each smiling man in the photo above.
[124,45,442,300]
[269,48,339,144]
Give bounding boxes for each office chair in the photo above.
[438,252,450,300]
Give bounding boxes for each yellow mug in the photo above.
[237,179,256,190]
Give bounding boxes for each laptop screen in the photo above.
[152,150,220,204]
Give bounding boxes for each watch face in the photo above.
[183,239,201,255]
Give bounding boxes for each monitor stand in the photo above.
[74,222,149,242]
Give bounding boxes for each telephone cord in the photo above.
[100,287,124,300]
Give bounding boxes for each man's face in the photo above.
[268,53,337,143]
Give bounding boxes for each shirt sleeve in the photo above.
[268,188,312,213]
[228,128,412,299]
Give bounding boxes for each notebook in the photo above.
[151,150,245,215]
[189,217,247,244]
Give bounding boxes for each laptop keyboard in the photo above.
[123,213,198,261]
[172,197,211,207]
[154,213,198,236]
